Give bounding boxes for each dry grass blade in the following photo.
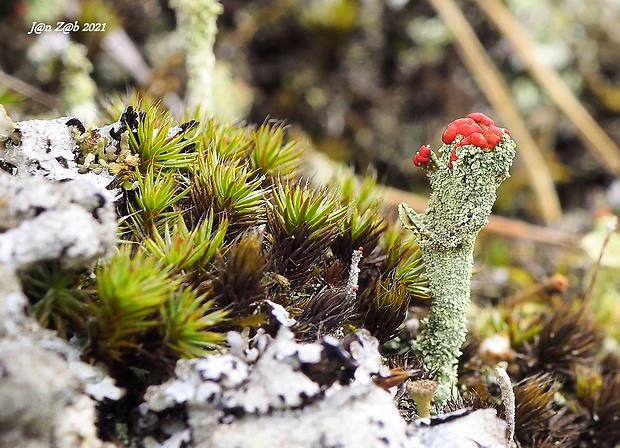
[380,185,577,247]
[426,0,562,224]
[474,0,620,175]
[0,68,58,109]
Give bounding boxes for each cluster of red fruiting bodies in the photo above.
[413,112,509,170]
[412,144,432,167]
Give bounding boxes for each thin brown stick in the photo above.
[380,185,577,247]
[426,0,562,224]
[504,274,569,308]
[0,69,57,110]
[473,0,620,174]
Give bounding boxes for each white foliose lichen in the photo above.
[0,173,116,270]
[144,327,426,448]
[1,116,130,200]
[0,104,152,201]
[146,327,322,414]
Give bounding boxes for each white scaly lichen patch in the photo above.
[145,326,426,448]
[0,174,116,270]
[146,328,322,415]
[2,116,121,200]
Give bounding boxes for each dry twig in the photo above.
[474,0,620,174]
[426,0,562,224]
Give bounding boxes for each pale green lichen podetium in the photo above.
[398,113,516,402]
[170,0,222,112]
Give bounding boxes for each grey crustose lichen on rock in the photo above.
[0,107,121,448]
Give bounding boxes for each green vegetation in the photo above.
[20,103,430,385]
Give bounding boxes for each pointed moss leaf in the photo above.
[160,289,227,359]
[20,262,90,336]
[135,167,190,217]
[199,118,252,160]
[91,246,180,361]
[249,123,302,178]
[127,105,198,171]
[144,211,228,270]
[190,151,266,230]
[269,181,347,241]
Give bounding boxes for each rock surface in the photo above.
[0,173,116,269]
[0,112,121,447]
[145,328,508,448]
[0,265,118,448]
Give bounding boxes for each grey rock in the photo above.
[0,338,88,447]
[195,384,423,448]
[0,173,116,270]
[0,109,122,447]
[0,264,27,337]
[416,409,508,448]
[0,264,118,448]
[147,328,421,448]
[145,327,511,448]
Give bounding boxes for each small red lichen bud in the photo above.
[358,246,364,252]
[413,145,431,166]
[457,132,488,149]
[418,145,432,157]
[466,112,495,127]
[352,285,359,292]
[441,118,481,144]
[448,148,458,170]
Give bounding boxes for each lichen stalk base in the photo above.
[417,242,474,400]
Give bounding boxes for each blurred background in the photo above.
[3,0,620,227]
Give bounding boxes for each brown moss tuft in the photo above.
[580,372,620,447]
[513,374,581,448]
[211,229,270,318]
[292,288,356,341]
[534,301,602,379]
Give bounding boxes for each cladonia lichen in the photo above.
[398,113,516,402]
[170,0,222,112]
